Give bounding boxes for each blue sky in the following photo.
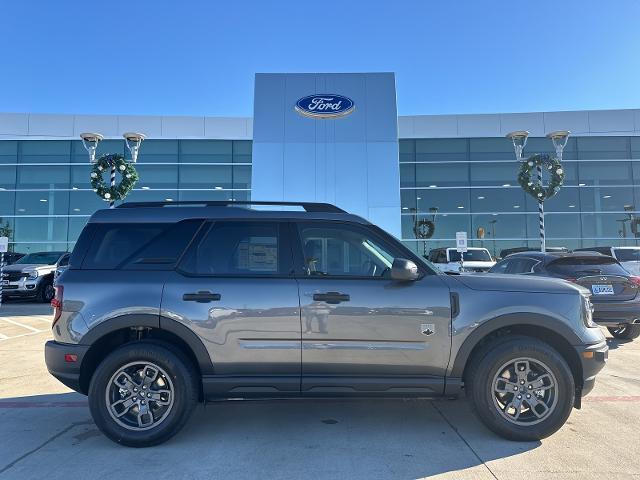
[1,0,639,116]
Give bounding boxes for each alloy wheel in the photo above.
[105,361,175,431]
[491,357,558,426]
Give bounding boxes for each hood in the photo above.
[453,273,587,295]
[2,263,52,272]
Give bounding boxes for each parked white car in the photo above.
[428,247,496,273]
[575,246,640,275]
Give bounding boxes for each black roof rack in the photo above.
[117,200,346,213]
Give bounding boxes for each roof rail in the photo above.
[117,200,346,213]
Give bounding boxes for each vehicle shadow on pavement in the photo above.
[606,337,633,351]
[0,300,53,317]
[0,392,540,480]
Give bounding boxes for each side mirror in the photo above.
[391,258,420,281]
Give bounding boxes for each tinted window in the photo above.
[489,259,509,273]
[297,223,403,278]
[448,249,492,262]
[58,254,70,267]
[547,257,628,277]
[508,258,539,274]
[613,249,640,262]
[83,221,201,270]
[179,221,287,276]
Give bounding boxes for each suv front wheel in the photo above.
[88,341,198,447]
[607,325,640,341]
[466,336,575,441]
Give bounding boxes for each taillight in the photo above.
[630,276,640,287]
[563,277,577,284]
[51,285,63,326]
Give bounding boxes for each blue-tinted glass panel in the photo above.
[472,214,527,240]
[15,191,69,215]
[233,165,251,190]
[13,217,68,243]
[16,165,69,188]
[0,165,17,188]
[578,161,633,186]
[581,213,638,239]
[416,163,468,187]
[472,188,527,213]
[579,186,635,212]
[179,165,232,189]
[526,213,581,240]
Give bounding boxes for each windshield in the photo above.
[613,248,640,262]
[448,249,492,262]
[14,253,63,265]
[547,257,628,277]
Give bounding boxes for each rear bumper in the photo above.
[574,340,608,401]
[44,340,89,394]
[593,302,640,327]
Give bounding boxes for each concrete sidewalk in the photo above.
[0,304,638,479]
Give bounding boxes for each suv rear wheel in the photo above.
[608,325,640,341]
[88,341,198,447]
[466,335,575,441]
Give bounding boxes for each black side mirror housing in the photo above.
[391,258,420,281]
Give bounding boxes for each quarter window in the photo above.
[179,222,287,276]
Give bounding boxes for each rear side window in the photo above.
[178,221,290,276]
[547,257,628,277]
[82,220,202,270]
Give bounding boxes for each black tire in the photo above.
[608,325,640,341]
[465,335,575,441]
[88,341,199,447]
[36,280,55,303]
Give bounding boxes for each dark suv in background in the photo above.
[46,201,607,447]
[489,251,640,340]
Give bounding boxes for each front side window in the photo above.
[179,221,287,276]
[297,223,403,278]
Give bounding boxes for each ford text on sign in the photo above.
[295,94,355,119]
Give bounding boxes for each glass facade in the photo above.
[400,136,640,258]
[1,134,639,257]
[0,139,251,253]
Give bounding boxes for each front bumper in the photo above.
[2,278,42,297]
[44,340,89,394]
[574,340,608,403]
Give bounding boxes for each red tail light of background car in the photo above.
[51,285,63,326]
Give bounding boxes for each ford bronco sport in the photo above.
[45,201,608,447]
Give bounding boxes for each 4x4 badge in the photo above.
[421,324,435,336]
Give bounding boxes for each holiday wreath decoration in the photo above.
[90,153,139,202]
[517,153,565,201]
[413,219,435,239]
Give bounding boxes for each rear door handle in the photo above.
[313,292,350,304]
[183,291,221,303]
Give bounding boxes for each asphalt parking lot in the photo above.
[0,302,639,480]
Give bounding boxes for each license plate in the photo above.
[592,284,614,295]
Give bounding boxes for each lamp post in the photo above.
[507,130,570,252]
[80,132,145,208]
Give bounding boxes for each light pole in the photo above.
[507,130,570,252]
[80,132,145,208]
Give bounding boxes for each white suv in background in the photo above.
[428,247,496,273]
[575,246,640,275]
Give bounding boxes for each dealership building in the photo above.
[1,72,640,257]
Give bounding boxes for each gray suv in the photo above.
[45,201,608,447]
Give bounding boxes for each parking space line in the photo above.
[0,317,45,333]
[0,330,48,341]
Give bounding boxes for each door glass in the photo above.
[298,223,402,278]
[180,221,286,276]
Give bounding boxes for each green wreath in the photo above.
[90,153,139,202]
[517,153,565,201]
[414,219,435,239]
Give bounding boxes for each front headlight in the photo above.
[26,270,39,280]
[581,295,596,328]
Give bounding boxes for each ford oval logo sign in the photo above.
[295,94,354,119]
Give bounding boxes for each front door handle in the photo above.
[183,291,222,303]
[313,292,350,304]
